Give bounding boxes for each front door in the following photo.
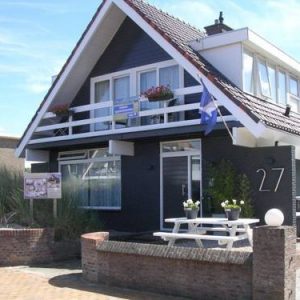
[161,140,201,229]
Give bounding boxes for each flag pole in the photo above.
[198,75,236,143]
[211,96,235,143]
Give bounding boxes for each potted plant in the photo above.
[51,104,72,117]
[221,199,244,220]
[142,85,174,102]
[183,199,200,219]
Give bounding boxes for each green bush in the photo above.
[206,160,254,217]
[0,167,23,224]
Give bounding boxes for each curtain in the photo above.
[94,80,110,131]
[159,65,179,90]
[140,70,156,93]
[114,76,130,102]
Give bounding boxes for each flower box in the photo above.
[142,85,174,102]
[51,104,72,117]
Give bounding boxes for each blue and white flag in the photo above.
[199,79,217,135]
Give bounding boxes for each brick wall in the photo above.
[253,226,296,300]
[81,226,297,300]
[0,228,54,266]
[0,228,81,266]
[81,232,109,282]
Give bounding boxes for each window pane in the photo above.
[290,77,298,96]
[258,60,271,97]
[162,140,200,152]
[61,164,89,207]
[114,76,129,102]
[159,65,179,90]
[278,71,286,104]
[268,66,276,102]
[94,80,111,131]
[243,52,254,93]
[95,80,110,102]
[140,70,156,93]
[89,160,121,207]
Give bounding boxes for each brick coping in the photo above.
[97,240,252,265]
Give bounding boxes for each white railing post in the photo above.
[68,113,73,136]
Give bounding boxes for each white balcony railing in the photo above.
[29,85,236,144]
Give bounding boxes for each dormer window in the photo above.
[243,50,300,111]
[257,59,271,98]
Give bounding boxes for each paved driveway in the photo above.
[0,261,299,299]
[0,260,186,300]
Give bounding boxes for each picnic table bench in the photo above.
[154,217,260,250]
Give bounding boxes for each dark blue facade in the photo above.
[72,17,171,108]
[31,16,297,232]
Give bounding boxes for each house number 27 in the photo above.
[256,168,285,192]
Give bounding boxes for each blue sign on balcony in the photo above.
[113,97,139,121]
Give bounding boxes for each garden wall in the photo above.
[0,228,80,266]
[82,226,296,300]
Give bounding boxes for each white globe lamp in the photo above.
[264,208,284,226]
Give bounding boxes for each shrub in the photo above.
[206,160,254,217]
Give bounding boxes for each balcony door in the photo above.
[160,140,202,230]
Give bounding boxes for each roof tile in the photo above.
[127,0,300,136]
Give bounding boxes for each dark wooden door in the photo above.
[162,156,188,228]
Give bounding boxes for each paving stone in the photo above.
[0,261,186,300]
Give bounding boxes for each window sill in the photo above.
[79,206,121,211]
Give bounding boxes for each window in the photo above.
[278,71,286,105]
[94,80,111,131]
[113,76,130,103]
[138,63,180,124]
[59,148,121,210]
[268,65,276,102]
[243,50,299,106]
[290,77,298,96]
[91,60,181,129]
[257,60,271,98]
[159,65,179,89]
[140,70,156,93]
[243,52,254,93]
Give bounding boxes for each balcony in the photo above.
[29,86,235,145]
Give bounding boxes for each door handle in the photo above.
[181,184,186,196]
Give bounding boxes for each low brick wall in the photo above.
[0,228,54,265]
[82,227,297,300]
[0,228,81,266]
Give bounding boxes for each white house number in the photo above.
[256,168,285,192]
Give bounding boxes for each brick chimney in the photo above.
[204,12,232,36]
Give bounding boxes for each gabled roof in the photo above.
[125,0,300,136]
[17,0,300,156]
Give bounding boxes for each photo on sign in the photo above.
[24,178,47,198]
[24,173,62,199]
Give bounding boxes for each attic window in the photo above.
[243,50,300,108]
[257,60,271,98]
[242,52,254,94]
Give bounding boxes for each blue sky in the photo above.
[1,0,300,137]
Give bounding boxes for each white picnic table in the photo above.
[154,217,260,250]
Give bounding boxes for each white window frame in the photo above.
[90,60,184,121]
[58,147,122,210]
[243,49,300,109]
